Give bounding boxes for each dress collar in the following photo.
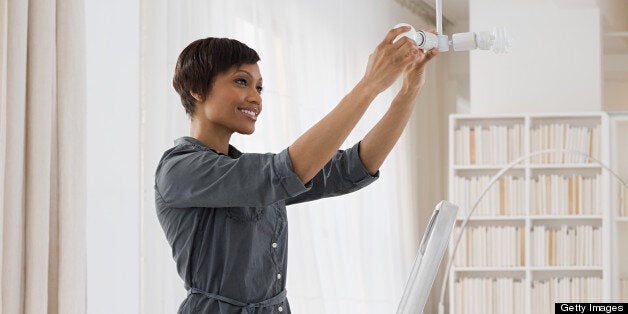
[174,136,242,158]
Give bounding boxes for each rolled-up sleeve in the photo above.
[285,141,379,206]
[155,147,312,208]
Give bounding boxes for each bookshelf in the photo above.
[610,113,628,302]
[447,112,618,314]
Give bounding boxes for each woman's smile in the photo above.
[238,107,259,121]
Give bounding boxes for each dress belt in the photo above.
[188,287,287,314]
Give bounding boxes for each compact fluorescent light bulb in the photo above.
[452,27,512,53]
[393,24,511,54]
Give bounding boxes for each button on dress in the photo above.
[154,136,379,313]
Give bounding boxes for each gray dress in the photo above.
[154,136,379,313]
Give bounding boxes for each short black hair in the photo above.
[173,37,260,117]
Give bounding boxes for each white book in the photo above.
[495,125,500,164]
[573,127,580,161]
[581,178,587,215]
[594,126,600,160]
[450,129,462,165]
[554,125,560,163]
[538,126,544,163]
[565,126,572,163]
[593,176,598,214]
[462,128,467,164]
[461,129,466,165]
[578,175,584,216]
[502,126,508,164]
[476,125,482,165]
[587,177,593,215]
[543,124,548,162]
[539,176,545,214]
[580,127,587,162]
[585,128,592,163]
[506,126,518,163]
[531,128,537,163]
[549,124,554,163]
[457,129,462,164]
[554,124,565,163]
[500,125,512,164]
[483,128,490,165]
[538,125,543,163]
[573,126,579,163]
[561,123,567,163]
[554,124,559,163]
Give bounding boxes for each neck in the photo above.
[190,119,233,155]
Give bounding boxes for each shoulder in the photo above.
[154,139,220,177]
[158,142,205,164]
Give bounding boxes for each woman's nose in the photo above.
[246,87,262,105]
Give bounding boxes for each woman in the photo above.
[155,26,438,313]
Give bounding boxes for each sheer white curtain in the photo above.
[0,0,86,313]
[140,1,443,313]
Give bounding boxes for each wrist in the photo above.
[399,84,422,98]
[355,79,381,99]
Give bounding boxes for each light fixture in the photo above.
[394,0,512,53]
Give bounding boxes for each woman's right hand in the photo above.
[360,26,421,94]
[287,27,421,184]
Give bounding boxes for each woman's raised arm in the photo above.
[359,32,439,174]
[288,26,420,184]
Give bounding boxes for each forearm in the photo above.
[289,81,378,184]
[358,29,438,175]
[359,88,420,174]
[287,25,421,184]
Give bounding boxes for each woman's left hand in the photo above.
[401,30,439,94]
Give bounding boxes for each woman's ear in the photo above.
[191,92,202,102]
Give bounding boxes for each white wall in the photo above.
[469,0,601,114]
[85,1,140,313]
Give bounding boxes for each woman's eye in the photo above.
[256,86,263,94]
[235,78,247,86]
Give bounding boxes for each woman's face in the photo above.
[194,63,263,135]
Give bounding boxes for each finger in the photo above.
[408,49,438,71]
[400,46,421,65]
[424,48,439,61]
[408,48,438,67]
[415,47,438,60]
[392,42,416,61]
[382,26,412,45]
[392,36,414,49]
